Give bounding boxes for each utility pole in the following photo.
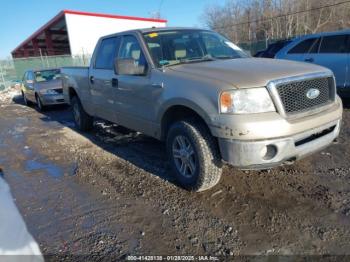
[150,0,164,19]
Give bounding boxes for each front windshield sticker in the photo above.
[148,32,158,38]
[225,41,242,51]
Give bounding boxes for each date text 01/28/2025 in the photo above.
[126,255,219,261]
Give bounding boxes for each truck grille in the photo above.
[276,77,334,115]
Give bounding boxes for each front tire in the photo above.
[22,91,31,106]
[166,119,223,192]
[35,94,45,111]
[71,96,93,131]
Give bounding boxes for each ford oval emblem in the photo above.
[306,88,320,99]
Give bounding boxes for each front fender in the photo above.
[157,98,213,125]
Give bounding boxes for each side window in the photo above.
[95,37,120,69]
[319,35,348,53]
[118,35,147,67]
[27,72,34,81]
[288,38,317,54]
[308,38,321,53]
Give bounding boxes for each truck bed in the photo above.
[61,67,90,105]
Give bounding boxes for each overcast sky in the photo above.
[0,0,223,59]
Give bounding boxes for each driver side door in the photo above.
[113,34,160,137]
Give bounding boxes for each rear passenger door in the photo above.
[305,35,348,89]
[89,36,121,122]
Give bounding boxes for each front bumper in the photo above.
[219,119,341,169]
[40,94,65,106]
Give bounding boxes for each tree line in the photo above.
[202,0,350,44]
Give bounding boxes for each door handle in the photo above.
[304,58,314,63]
[90,76,94,84]
[111,78,118,88]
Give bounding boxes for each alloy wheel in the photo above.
[172,135,197,178]
[36,96,42,110]
[73,102,81,126]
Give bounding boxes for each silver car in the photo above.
[275,30,350,97]
[21,69,65,111]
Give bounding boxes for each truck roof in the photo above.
[102,27,209,38]
[138,27,205,33]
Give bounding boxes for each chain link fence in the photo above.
[0,54,91,91]
[238,38,288,56]
[238,40,268,56]
[0,59,17,91]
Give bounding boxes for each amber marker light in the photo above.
[220,92,233,113]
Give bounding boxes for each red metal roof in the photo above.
[12,11,66,54]
[12,10,167,55]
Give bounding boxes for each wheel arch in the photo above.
[159,99,214,141]
[67,86,78,102]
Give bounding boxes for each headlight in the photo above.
[41,89,59,95]
[220,88,275,114]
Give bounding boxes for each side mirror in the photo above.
[114,58,147,76]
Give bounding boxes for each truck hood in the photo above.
[169,58,330,88]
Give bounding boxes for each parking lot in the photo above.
[0,92,349,258]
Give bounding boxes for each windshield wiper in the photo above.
[164,55,216,68]
[180,54,216,63]
[215,56,235,60]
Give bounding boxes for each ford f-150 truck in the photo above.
[61,27,343,192]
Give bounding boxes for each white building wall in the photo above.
[65,13,166,56]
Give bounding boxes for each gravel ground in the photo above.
[0,93,350,260]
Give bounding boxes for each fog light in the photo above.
[261,145,277,160]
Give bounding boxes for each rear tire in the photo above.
[71,96,93,131]
[166,119,223,192]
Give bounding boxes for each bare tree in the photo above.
[202,0,350,45]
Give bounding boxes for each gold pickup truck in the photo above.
[61,28,342,192]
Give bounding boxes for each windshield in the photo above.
[143,30,249,67]
[34,69,61,83]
